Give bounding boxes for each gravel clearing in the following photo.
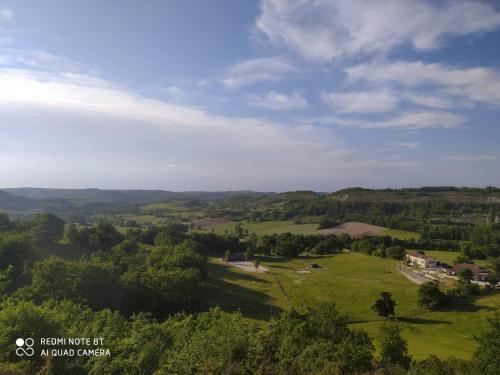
[229,261,269,273]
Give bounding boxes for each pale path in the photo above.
[229,261,269,273]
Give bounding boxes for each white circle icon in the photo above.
[16,338,24,347]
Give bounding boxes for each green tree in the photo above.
[154,223,188,246]
[244,248,255,261]
[372,292,396,318]
[30,213,65,244]
[249,302,373,375]
[473,315,500,375]
[378,324,411,370]
[485,273,499,288]
[386,245,406,260]
[0,265,13,302]
[409,355,473,375]
[458,268,474,282]
[0,213,10,231]
[418,282,445,310]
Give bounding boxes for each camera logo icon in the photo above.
[15,338,34,357]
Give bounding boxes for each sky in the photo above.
[0,0,499,192]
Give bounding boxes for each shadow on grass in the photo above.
[208,261,271,284]
[436,298,497,313]
[204,261,282,321]
[396,316,452,325]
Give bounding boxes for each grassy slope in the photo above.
[206,252,499,359]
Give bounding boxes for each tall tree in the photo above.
[372,292,396,318]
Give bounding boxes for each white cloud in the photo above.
[0,49,86,72]
[322,91,398,113]
[446,154,498,162]
[246,90,308,111]
[0,8,14,20]
[315,111,465,130]
[394,142,419,150]
[404,93,454,109]
[309,116,363,127]
[256,0,500,61]
[365,111,465,130]
[222,56,294,87]
[346,61,500,105]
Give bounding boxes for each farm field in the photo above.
[318,221,386,237]
[206,252,500,360]
[199,219,419,239]
[382,228,420,240]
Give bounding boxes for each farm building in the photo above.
[406,251,437,268]
[448,263,490,281]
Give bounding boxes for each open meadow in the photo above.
[206,252,499,360]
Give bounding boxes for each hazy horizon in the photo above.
[1,1,500,191]
[3,185,499,194]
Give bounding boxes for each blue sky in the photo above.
[0,0,499,191]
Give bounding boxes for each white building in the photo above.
[406,251,437,268]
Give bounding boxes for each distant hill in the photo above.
[0,190,40,211]
[2,188,268,204]
[328,186,500,203]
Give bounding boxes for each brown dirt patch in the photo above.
[317,221,387,238]
[193,218,230,228]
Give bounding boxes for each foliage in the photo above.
[248,302,373,375]
[372,292,397,317]
[29,213,65,244]
[409,356,473,375]
[378,324,411,370]
[473,315,500,375]
[417,282,446,310]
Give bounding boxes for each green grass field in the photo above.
[206,252,499,360]
[382,228,420,240]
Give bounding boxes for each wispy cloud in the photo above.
[256,0,500,61]
[404,93,454,109]
[0,8,14,20]
[393,142,419,150]
[222,56,294,87]
[312,111,465,130]
[0,49,86,73]
[446,154,498,162]
[346,60,500,106]
[246,90,308,111]
[322,91,398,113]
[363,111,465,130]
